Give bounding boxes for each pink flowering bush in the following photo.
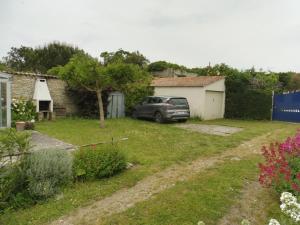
[259,131,300,195]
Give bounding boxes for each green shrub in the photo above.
[73,145,126,180]
[0,165,26,210]
[123,81,153,115]
[23,149,73,199]
[147,61,186,72]
[0,129,32,210]
[224,70,273,120]
[225,89,272,120]
[148,61,169,72]
[7,192,34,210]
[12,98,37,122]
[0,128,31,165]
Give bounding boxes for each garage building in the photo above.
[151,76,225,120]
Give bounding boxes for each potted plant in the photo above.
[15,121,26,131]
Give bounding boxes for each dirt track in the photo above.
[50,130,280,225]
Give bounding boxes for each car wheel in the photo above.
[132,110,138,119]
[154,112,164,123]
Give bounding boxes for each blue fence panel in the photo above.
[273,92,300,123]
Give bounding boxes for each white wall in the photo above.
[204,79,225,92]
[204,91,224,120]
[203,79,226,119]
[154,86,205,118]
[154,78,226,120]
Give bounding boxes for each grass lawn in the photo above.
[0,118,298,225]
[101,156,261,225]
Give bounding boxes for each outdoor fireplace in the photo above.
[33,78,54,120]
[39,100,51,111]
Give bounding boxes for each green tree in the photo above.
[56,53,109,128]
[249,72,279,91]
[104,62,153,112]
[147,61,169,72]
[101,50,153,113]
[147,61,187,72]
[278,72,293,90]
[100,49,149,67]
[3,42,84,73]
[35,42,84,73]
[3,46,36,71]
[287,73,300,91]
[189,63,240,77]
[0,61,8,71]
[100,50,153,113]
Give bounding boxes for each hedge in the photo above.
[225,89,272,120]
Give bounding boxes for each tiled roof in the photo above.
[0,71,58,79]
[151,76,224,87]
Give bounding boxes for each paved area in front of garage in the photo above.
[175,124,243,136]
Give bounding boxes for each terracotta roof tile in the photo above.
[1,71,58,79]
[151,76,224,87]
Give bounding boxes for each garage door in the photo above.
[204,91,224,120]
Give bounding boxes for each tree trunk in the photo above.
[96,89,105,128]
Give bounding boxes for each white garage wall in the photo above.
[203,79,226,119]
[154,79,226,120]
[204,91,224,120]
[204,79,225,92]
[154,86,205,118]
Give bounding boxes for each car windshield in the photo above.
[168,98,188,106]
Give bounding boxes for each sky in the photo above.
[0,0,300,72]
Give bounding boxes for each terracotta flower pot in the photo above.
[16,121,26,131]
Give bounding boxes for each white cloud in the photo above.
[0,0,300,71]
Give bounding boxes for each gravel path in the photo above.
[175,124,243,136]
[50,130,281,225]
[217,181,271,225]
[31,131,76,151]
[0,132,76,168]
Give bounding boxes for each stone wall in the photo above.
[11,73,78,115]
[47,78,78,114]
[11,73,35,100]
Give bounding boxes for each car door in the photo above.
[135,97,150,117]
[147,97,161,118]
[142,97,155,118]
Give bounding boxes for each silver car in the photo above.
[132,96,190,123]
